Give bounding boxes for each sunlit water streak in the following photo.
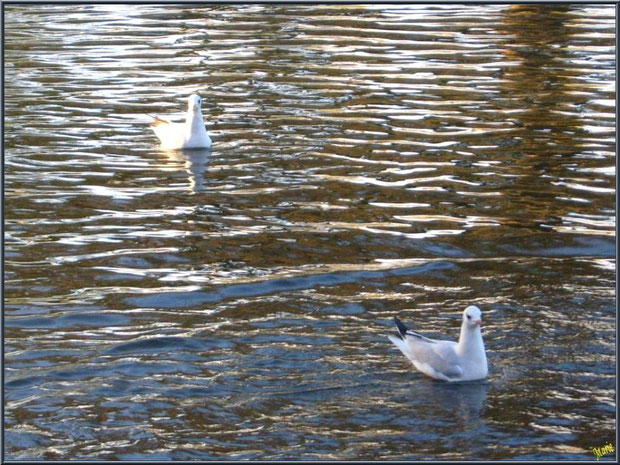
[4,3,615,461]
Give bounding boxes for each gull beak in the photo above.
[475,319,482,327]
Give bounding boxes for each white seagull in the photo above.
[388,305,488,382]
[150,94,212,150]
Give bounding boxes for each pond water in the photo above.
[3,3,616,461]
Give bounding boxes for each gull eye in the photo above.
[467,315,471,320]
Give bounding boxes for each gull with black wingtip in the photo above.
[388,305,488,382]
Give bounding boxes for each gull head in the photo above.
[187,94,202,112]
[463,305,483,328]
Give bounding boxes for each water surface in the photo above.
[3,4,616,461]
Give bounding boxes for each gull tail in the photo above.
[388,334,412,361]
[148,115,170,128]
[394,316,408,338]
[388,316,414,361]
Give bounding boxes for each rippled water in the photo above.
[3,3,616,461]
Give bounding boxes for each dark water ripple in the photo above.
[4,4,616,461]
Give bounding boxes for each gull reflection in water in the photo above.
[423,380,489,426]
[160,147,212,194]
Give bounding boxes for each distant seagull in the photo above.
[388,306,488,382]
[151,94,212,149]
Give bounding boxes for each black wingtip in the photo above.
[394,316,408,337]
